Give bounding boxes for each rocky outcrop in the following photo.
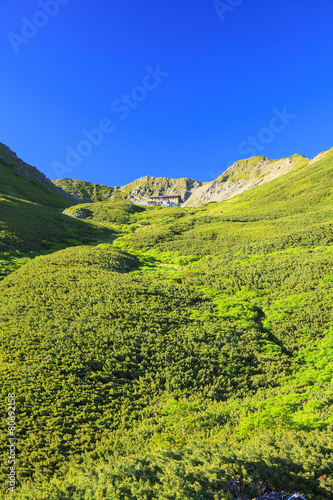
[120,176,202,205]
[117,155,309,207]
[2,139,321,209]
[62,207,90,219]
[183,154,309,206]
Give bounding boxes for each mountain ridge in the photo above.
[53,151,321,206]
[0,142,76,207]
[1,141,331,209]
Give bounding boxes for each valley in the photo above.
[1,144,333,499]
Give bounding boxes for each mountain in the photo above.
[0,143,112,257]
[183,153,309,206]
[2,143,333,499]
[120,175,202,204]
[2,141,328,210]
[53,152,315,206]
[0,142,76,207]
[52,175,203,204]
[53,177,115,203]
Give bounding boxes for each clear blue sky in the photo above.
[0,0,332,186]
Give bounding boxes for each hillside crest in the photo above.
[53,151,317,206]
[0,142,76,206]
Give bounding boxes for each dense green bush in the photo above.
[1,245,290,487]
[0,195,112,254]
[2,148,333,498]
[66,200,145,225]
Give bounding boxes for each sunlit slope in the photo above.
[1,241,333,497]
[0,195,112,253]
[1,148,333,499]
[183,153,309,206]
[217,147,333,216]
[0,143,74,207]
[52,178,114,203]
[0,245,279,486]
[63,198,145,224]
[120,175,202,204]
[54,152,313,208]
[118,148,333,256]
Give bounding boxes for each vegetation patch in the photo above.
[2,147,333,498]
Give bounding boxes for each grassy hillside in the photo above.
[0,195,114,279]
[183,153,309,206]
[52,178,114,203]
[1,147,333,498]
[4,244,333,498]
[0,143,74,207]
[114,148,333,257]
[63,198,146,225]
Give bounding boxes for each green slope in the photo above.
[63,198,145,224]
[1,147,333,499]
[114,148,333,257]
[0,195,113,251]
[0,194,114,281]
[0,141,115,276]
[217,147,333,216]
[52,178,115,203]
[0,143,74,207]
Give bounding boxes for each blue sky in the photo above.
[0,0,332,186]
